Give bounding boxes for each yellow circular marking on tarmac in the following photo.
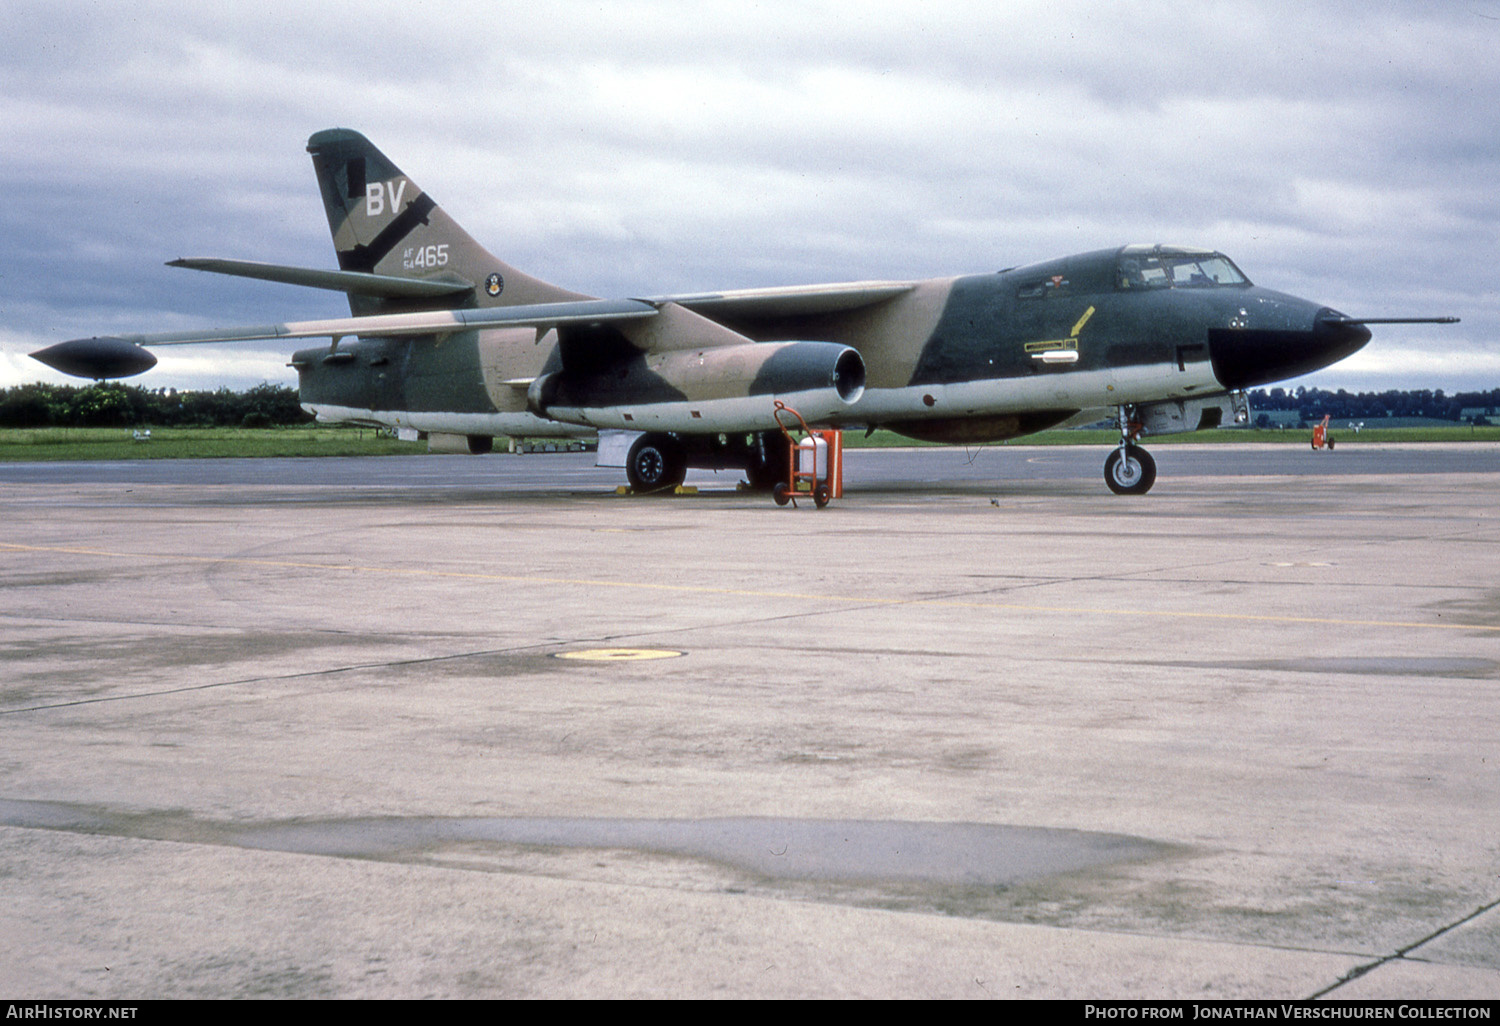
[555,648,685,662]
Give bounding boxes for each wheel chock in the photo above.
[615,484,701,496]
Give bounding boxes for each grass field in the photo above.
[2,423,1497,461]
[0,426,425,461]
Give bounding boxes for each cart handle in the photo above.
[773,400,813,443]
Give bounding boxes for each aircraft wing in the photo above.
[33,275,917,380]
[650,280,917,319]
[30,299,661,378]
[167,258,475,299]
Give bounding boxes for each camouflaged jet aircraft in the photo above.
[33,129,1457,495]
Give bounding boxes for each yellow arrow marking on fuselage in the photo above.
[1024,305,1096,353]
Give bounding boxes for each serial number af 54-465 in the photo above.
[402,244,448,270]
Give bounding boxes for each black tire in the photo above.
[813,484,831,509]
[1104,444,1157,495]
[1326,437,1335,451]
[773,482,792,507]
[626,434,686,492]
[745,437,791,492]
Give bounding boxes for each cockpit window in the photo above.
[1116,249,1249,290]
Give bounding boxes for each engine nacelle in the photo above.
[528,340,865,432]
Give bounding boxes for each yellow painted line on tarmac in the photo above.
[3,541,1497,633]
[555,648,684,661]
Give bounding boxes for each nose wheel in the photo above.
[1104,443,1156,495]
[1105,405,1156,495]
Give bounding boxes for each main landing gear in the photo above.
[1105,405,1157,495]
[622,431,787,494]
[625,433,687,492]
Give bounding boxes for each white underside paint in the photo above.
[303,404,594,438]
[303,361,1224,438]
[544,385,855,432]
[832,360,1223,426]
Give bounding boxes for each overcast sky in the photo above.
[3,0,1496,394]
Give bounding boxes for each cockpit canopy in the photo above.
[1115,245,1250,290]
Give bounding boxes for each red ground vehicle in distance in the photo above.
[1311,414,1336,451]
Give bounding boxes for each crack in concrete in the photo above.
[1307,895,1500,998]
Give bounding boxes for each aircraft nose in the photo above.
[1207,303,1371,390]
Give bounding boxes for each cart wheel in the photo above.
[773,482,791,507]
[813,484,831,509]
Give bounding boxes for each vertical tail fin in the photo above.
[305,129,588,315]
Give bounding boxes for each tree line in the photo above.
[1247,387,1500,423]
[0,383,312,429]
[4,381,1498,430]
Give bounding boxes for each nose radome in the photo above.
[1207,302,1372,391]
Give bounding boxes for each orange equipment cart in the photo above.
[771,400,842,508]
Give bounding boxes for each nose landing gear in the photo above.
[1105,406,1157,495]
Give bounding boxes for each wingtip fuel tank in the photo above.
[31,337,159,380]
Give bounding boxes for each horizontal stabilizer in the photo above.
[168,258,474,299]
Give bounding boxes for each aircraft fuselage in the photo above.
[293,245,1366,447]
